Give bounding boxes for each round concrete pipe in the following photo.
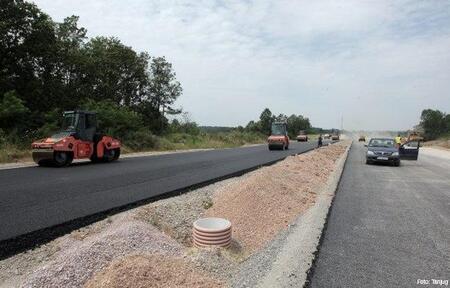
[193,217,232,248]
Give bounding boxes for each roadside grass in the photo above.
[0,143,31,163]
[0,131,266,164]
[162,131,265,149]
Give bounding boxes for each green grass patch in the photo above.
[0,143,31,163]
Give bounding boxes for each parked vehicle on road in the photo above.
[268,122,289,150]
[32,110,121,166]
[358,135,366,142]
[296,130,308,142]
[331,134,340,140]
[365,138,420,166]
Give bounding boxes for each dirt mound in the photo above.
[206,142,348,253]
[21,217,183,288]
[84,254,224,288]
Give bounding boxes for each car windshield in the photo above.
[62,113,77,131]
[271,124,286,136]
[369,139,395,148]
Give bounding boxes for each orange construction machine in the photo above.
[32,110,121,166]
[268,122,290,150]
[296,130,308,142]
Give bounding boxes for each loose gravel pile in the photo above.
[206,142,348,253]
[84,254,224,288]
[21,215,184,288]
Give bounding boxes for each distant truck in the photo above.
[331,134,340,140]
[358,135,366,142]
[296,130,308,142]
[268,122,289,150]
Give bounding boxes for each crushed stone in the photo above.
[84,254,224,288]
[21,215,183,288]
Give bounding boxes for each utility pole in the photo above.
[341,115,344,131]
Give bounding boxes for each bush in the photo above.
[83,99,145,140]
[168,119,200,135]
[0,91,30,134]
[0,129,5,146]
[123,129,161,150]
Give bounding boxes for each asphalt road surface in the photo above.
[310,143,449,287]
[0,141,323,242]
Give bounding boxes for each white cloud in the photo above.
[32,0,450,130]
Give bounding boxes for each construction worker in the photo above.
[395,134,402,147]
[318,134,323,148]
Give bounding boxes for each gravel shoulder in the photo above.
[0,141,350,288]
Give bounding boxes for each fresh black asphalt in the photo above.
[0,141,322,242]
[309,143,450,288]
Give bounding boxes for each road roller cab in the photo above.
[32,110,121,166]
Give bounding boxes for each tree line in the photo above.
[0,0,181,146]
[418,109,450,140]
[0,1,317,152]
[245,108,312,138]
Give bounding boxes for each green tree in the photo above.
[275,113,288,122]
[82,99,144,139]
[245,120,259,132]
[0,90,29,133]
[52,16,88,109]
[444,114,450,133]
[0,1,185,145]
[82,37,150,106]
[0,0,58,125]
[259,108,274,135]
[420,109,447,140]
[286,114,311,138]
[148,57,183,128]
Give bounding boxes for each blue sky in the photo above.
[32,0,450,130]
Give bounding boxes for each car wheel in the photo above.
[366,159,372,165]
[394,161,400,167]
